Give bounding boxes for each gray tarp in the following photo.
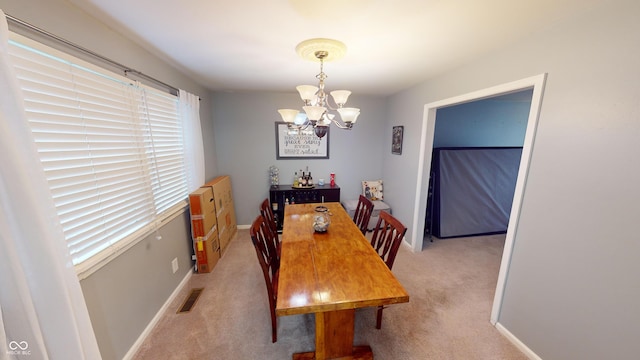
[431,147,522,238]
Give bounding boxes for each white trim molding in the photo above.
[410,74,547,327]
[495,322,543,360]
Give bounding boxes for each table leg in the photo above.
[292,309,373,360]
[316,309,354,358]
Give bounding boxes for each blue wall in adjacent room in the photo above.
[434,89,532,147]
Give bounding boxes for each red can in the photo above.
[330,173,335,187]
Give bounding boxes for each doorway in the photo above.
[424,89,532,241]
[409,74,547,324]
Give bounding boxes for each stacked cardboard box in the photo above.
[202,175,237,255]
[189,175,237,272]
[189,186,220,273]
[193,227,220,273]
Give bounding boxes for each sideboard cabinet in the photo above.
[269,184,340,231]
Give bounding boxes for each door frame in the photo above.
[410,74,547,324]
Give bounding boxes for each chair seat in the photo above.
[343,199,391,230]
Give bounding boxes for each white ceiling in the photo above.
[68,0,604,96]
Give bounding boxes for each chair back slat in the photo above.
[370,211,407,270]
[370,211,407,329]
[260,198,278,236]
[353,194,374,235]
[250,214,279,281]
[260,198,281,255]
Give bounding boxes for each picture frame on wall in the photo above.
[392,125,404,155]
[275,122,330,159]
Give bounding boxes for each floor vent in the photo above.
[177,288,204,314]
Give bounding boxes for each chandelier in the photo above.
[278,38,360,138]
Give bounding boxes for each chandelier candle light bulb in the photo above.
[337,107,360,127]
[297,85,319,103]
[330,90,351,106]
[277,38,360,138]
[278,109,299,124]
[303,106,325,121]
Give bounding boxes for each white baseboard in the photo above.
[122,270,193,360]
[237,224,250,230]
[495,322,542,360]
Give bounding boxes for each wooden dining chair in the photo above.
[352,194,374,235]
[370,210,407,329]
[259,198,281,254]
[250,214,280,342]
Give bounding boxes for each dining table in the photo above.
[276,202,409,360]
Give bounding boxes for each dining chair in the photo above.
[352,194,374,235]
[259,198,281,254]
[250,214,280,342]
[370,210,407,329]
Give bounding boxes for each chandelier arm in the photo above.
[330,117,349,129]
[323,95,341,111]
[287,119,312,130]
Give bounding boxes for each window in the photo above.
[8,33,191,275]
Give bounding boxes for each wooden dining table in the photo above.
[276,202,409,360]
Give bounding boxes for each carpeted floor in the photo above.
[133,229,527,360]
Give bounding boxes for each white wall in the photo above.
[385,1,640,359]
[211,91,388,225]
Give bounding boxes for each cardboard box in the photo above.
[189,187,217,238]
[203,175,234,217]
[218,225,230,255]
[217,205,237,254]
[201,175,237,255]
[228,206,237,237]
[217,207,230,253]
[194,226,220,273]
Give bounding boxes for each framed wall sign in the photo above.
[392,125,404,155]
[275,122,330,159]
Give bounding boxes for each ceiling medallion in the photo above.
[295,38,347,62]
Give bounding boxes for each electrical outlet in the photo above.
[171,258,179,273]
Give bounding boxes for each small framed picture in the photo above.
[392,126,404,155]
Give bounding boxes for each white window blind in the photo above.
[7,34,189,269]
[139,88,189,213]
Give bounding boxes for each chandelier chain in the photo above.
[316,57,328,108]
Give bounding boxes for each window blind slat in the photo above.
[9,35,189,267]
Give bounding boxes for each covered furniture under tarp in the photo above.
[426,147,522,238]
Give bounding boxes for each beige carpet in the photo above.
[133,230,527,360]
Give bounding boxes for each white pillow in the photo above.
[362,180,384,201]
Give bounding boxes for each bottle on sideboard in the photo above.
[308,172,313,187]
[300,172,307,187]
[293,171,299,187]
[305,166,309,187]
